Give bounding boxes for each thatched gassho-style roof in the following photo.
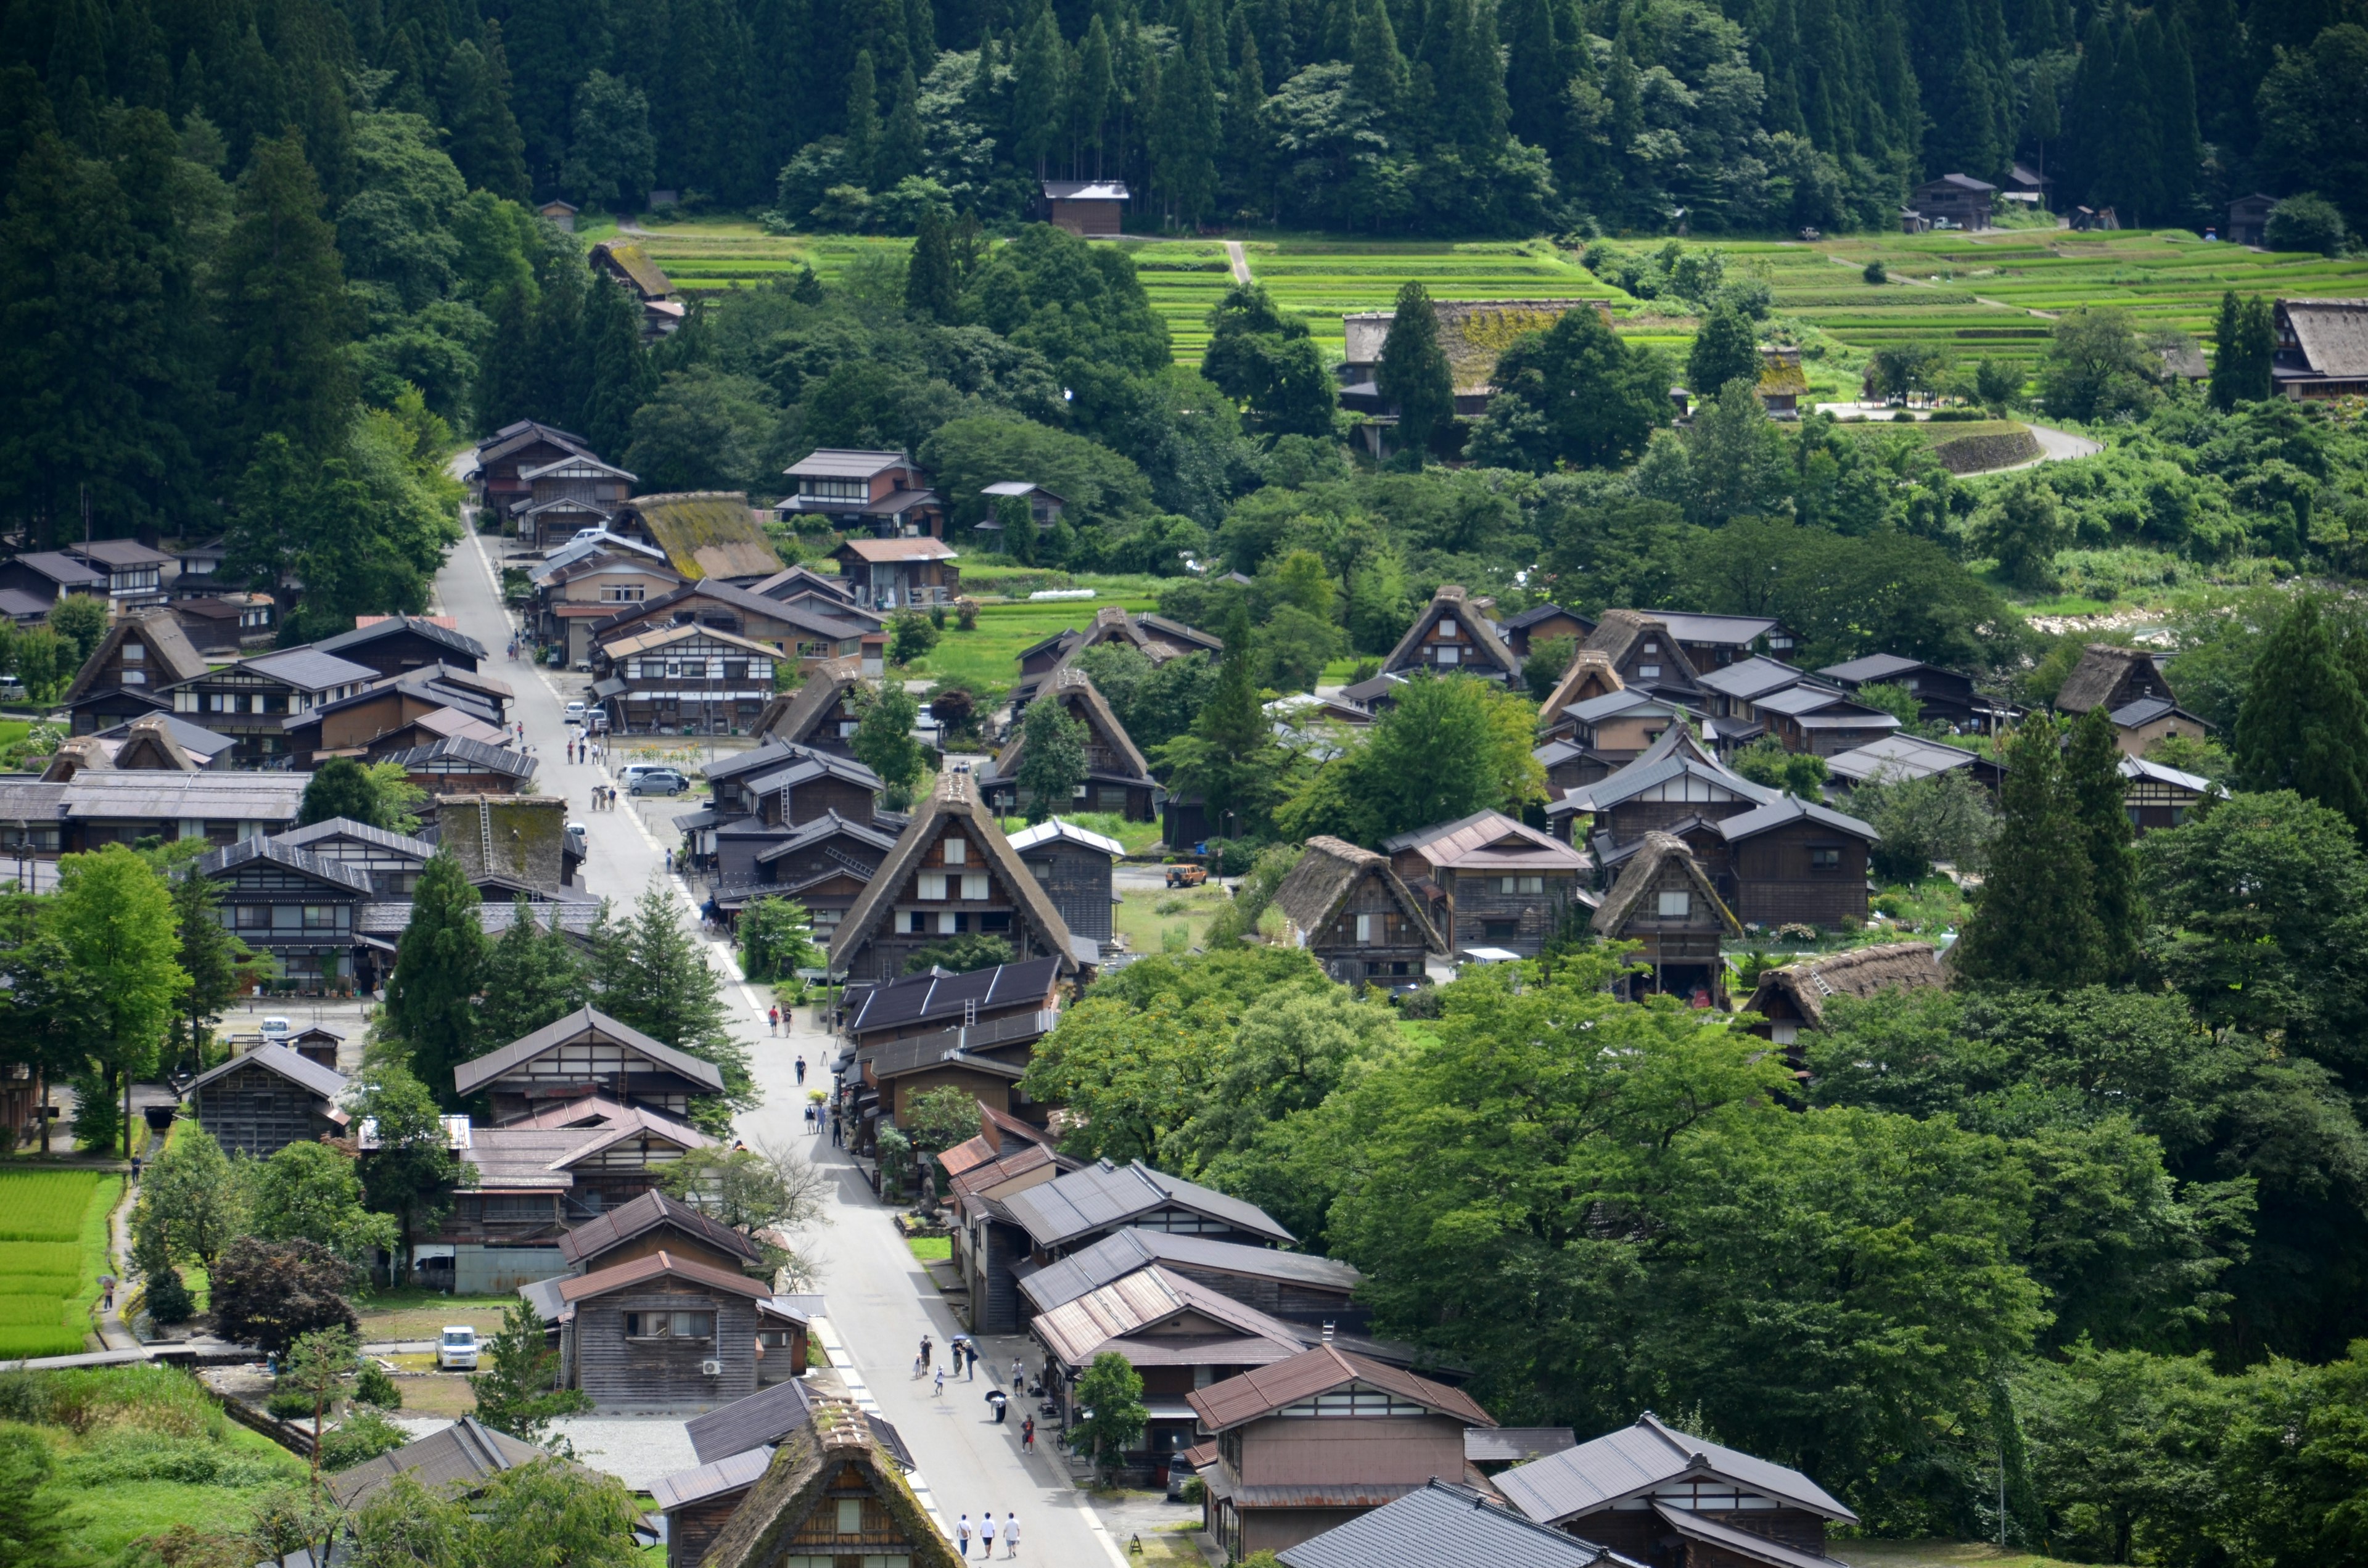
[1538,649,1622,724]
[695,1398,963,1568]
[1584,610,1703,689]
[1590,832,1740,938]
[1342,298,1616,395]
[1269,837,1446,954]
[1381,585,1521,681]
[62,609,208,707]
[754,657,866,747]
[615,491,783,582]
[992,667,1153,784]
[1742,941,1944,1031]
[2054,644,2168,716]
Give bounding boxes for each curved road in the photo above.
[431,480,1138,1567]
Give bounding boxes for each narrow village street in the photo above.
[430,521,1145,1566]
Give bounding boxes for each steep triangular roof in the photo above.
[754,657,867,747]
[826,768,1079,975]
[1584,611,1704,690]
[1382,586,1520,681]
[1589,832,1740,939]
[2054,644,2168,715]
[1497,1412,1856,1529]
[993,668,1152,782]
[1539,649,1622,725]
[1742,942,1943,1032]
[1269,837,1447,955]
[62,609,209,707]
[109,715,200,773]
[1556,725,1774,816]
[697,1400,961,1568]
[453,1005,727,1098]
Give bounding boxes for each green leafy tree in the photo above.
[562,70,655,209]
[1972,472,2068,590]
[887,609,939,665]
[906,1084,983,1156]
[47,844,185,1155]
[2263,193,2348,257]
[1160,605,1293,840]
[165,858,265,1075]
[352,1064,458,1287]
[1015,694,1089,823]
[477,895,592,1047]
[0,1430,72,1566]
[2210,290,2276,409]
[132,1123,247,1273]
[0,929,105,1154]
[1954,716,2104,990]
[739,897,820,983]
[2065,707,2140,982]
[299,757,385,829]
[384,850,485,1107]
[281,1325,360,1481]
[2230,594,2368,838]
[1522,634,1577,703]
[1467,304,1673,472]
[210,1236,361,1358]
[1374,281,1454,461]
[1851,769,1999,882]
[250,1141,399,1265]
[43,593,104,671]
[900,933,1015,974]
[592,887,757,1132]
[1072,1352,1149,1482]
[1201,283,1336,437]
[350,1460,644,1562]
[2039,306,2158,423]
[1975,357,2021,409]
[1731,737,1831,797]
[1686,304,1761,396]
[470,1299,593,1444]
[1278,675,1545,847]
[1849,682,1923,726]
[849,681,926,810]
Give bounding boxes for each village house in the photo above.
[528,535,688,665]
[549,1249,772,1406]
[1496,1412,1859,1568]
[1590,832,1741,1003]
[2121,754,2219,832]
[592,622,781,737]
[974,480,1066,544]
[52,769,308,855]
[317,615,486,678]
[591,578,876,677]
[281,668,511,766]
[2272,298,2368,399]
[1756,347,1810,416]
[2050,643,2205,753]
[1008,817,1122,944]
[1545,689,1708,759]
[590,239,686,338]
[1536,649,1624,726]
[429,792,580,890]
[1002,1157,1296,1265]
[1815,652,2001,731]
[949,1122,1082,1332]
[474,421,595,513]
[602,492,784,586]
[776,449,947,540]
[1743,942,1946,1049]
[1822,733,2007,795]
[1276,1480,1640,1568]
[1582,612,1704,699]
[390,736,540,796]
[161,646,380,766]
[684,1397,958,1568]
[168,593,276,654]
[1700,795,1877,928]
[1498,603,1597,661]
[836,960,1065,1150]
[61,610,210,736]
[329,1419,572,1511]
[168,537,227,595]
[825,767,1087,982]
[0,549,105,608]
[1383,810,1593,958]
[1042,178,1130,236]
[184,1041,349,1157]
[2102,696,2212,757]
[1548,727,1773,848]
[702,805,896,934]
[1021,1227,1366,1334]
[1012,605,1223,707]
[982,667,1159,820]
[1378,586,1521,685]
[1689,657,1819,735]
[1269,836,1447,988]
[655,1382,916,1568]
[2226,192,2276,245]
[454,1006,726,1127]
[83,713,237,771]
[556,1188,769,1279]
[65,538,173,608]
[506,453,636,548]
[1752,683,1904,757]
[1909,172,1997,229]
[832,536,961,613]
[1190,1344,1500,1562]
[273,817,437,894]
[1338,299,1613,446]
[752,657,869,757]
[696,739,884,872]
[192,836,374,993]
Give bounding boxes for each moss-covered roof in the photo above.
[592,240,673,299]
[618,492,784,582]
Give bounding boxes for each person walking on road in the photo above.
[980,1513,995,1556]
[768,1005,779,1035]
[934,1365,946,1399]
[795,1055,807,1085]
[955,1514,972,1558]
[919,1334,932,1372]
[986,1388,1008,1422]
[1010,1357,1025,1390]
[1020,1416,1034,1453]
[1003,1513,1019,1558]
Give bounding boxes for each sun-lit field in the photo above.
[0,1168,119,1358]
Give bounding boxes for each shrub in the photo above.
[1863,259,1887,284]
[2265,194,2347,257]
[318,1409,411,1472]
[144,1268,194,1326]
[62,1426,291,1488]
[954,597,979,631]
[888,610,939,665]
[353,1360,403,1411]
[265,1387,323,1422]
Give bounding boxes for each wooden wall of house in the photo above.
[1562,1504,1833,1564]
[887,1064,1016,1125]
[1311,877,1431,983]
[570,1281,759,1405]
[771,776,878,827]
[1240,1413,1468,1487]
[577,1228,751,1278]
[1238,1506,1370,1561]
[1728,825,1868,927]
[781,1472,916,1556]
[665,1490,749,1568]
[1544,753,1611,794]
[1601,796,1753,847]
[1027,840,1113,942]
[193,1061,335,1157]
[966,1215,1032,1334]
[1161,1263,1364,1330]
[1442,871,1584,956]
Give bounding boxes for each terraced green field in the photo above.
[591,219,2368,389]
[0,1168,119,1359]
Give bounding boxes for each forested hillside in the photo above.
[4,0,2362,244]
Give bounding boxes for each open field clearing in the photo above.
[0,1168,121,1358]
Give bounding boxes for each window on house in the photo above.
[234,905,269,930]
[121,644,144,663]
[836,1498,865,1533]
[121,669,145,684]
[1030,861,1051,881]
[599,585,644,602]
[942,839,966,864]
[1639,664,1661,678]
[1436,647,1460,665]
[1656,890,1691,917]
[908,911,930,933]
[961,874,989,901]
[980,911,1012,932]
[918,872,948,901]
[623,1310,715,1340]
[1439,619,1459,639]
[1643,641,1659,653]
[1498,876,1544,895]
[1810,847,1842,871]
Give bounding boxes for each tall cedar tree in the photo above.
[1160,604,1278,839]
[2065,706,2140,981]
[843,50,881,183]
[215,131,355,461]
[1954,715,2103,990]
[578,276,656,460]
[2232,595,2368,839]
[1688,305,1762,396]
[592,886,757,1132]
[386,850,487,1107]
[905,205,960,322]
[351,1064,458,1286]
[477,894,591,1046]
[1376,281,1454,460]
[1016,693,1090,822]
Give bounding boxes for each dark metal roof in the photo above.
[183,1040,349,1102]
[194,835,376,894]
[1713,795,1878,845]
[557,1188,765,1269]
[843,958,1064,1036]
[237,647,382,691]
[1814,653,1930,684]
[329,1417,551,1509]
[1000,1157,1294,1249]
[1693,657,1811,701]
[1278,1481,1636,1568]
[1495,1414,1858,1529]
[1019,1227,1360,1315]
[392,737,538,779]
[274,816,437,860]
[319,615,488,662]
[651,1445,773,1511]
[686,1377,819,1464]
[1469,1428,1580,1464]
[454,1006,726,1097]
[89,713,237,759]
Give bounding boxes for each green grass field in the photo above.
[898,594,1158,696]
[0,1168,121,1359]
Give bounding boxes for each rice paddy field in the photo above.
[0,1168,121,1359]
[596,218,2368,387]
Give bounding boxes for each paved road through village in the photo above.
[432,513,1136,1566]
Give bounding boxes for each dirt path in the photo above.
[1224,239,1251,284]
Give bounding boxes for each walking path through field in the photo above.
[1224,239,1251,284]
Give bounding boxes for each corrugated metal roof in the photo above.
[330,1418,551,1508]
[557,1188,763,1269]
[1693,658,1811,700]
[1470,1428,1580,1464]
[650,1445,773,1511]
[558,1249,775,1305]
[1815,653,1926,684]
[1000,1158,1294,1250]
[1495,1414,1857,1529]
[59,771,306,819]
[193,834,375,893]
[1822,734,1982,785]
[240,647,382,690]
[1278,1481,1632,1568]
[1653,612,1780,646]
[1186,1342,1495,1433]
[844,958,1064,1036]
[1019,1228,1359,1313]
[1714,795,1878,845]
[181,1041,348,1102]
[1380,809,1590,874]
[1655,1503,1846,1568]
[784,449,910,479]
[686,1377,819,1465]
[319,615,488,662]
[274,817,438,859]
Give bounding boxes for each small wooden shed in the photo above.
[184,1043,348,1158]
[1041,179,1130,237]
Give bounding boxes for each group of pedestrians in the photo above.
[587,782,618,810]
[953,1511,1018,1558]
[567,736,604,766]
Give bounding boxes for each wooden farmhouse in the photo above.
[593,621,781,737]
[1822,733,2007,795]
[1704,795,1878,928]
[1014,605,1223,706]
[192,837,374,991]
[1021,1226,1365,1334]
[67,538,172,609]
[1042,178,1130,236]
[1690,657,1815,730]
[1909,172,1997,228]
[80,714,231,773]
[1748,683,1904,757]
[528,538,689,667]
[752,657,868,758]
[1008,816,1123,943]
[825,767,1086,982]
[1001,1157,1295,1264]
[974,479,1066,542]
[1498,602,1596,660]
[327,1418,564,1511]
[2226,192,2275,245]
[317,615,487,678]
[455,1006,727,1127]
[1589,832,1741,1003]
[839,959,1065,1147]
[1379,585,1521,684]
[2053,644,2174,719]
[602,492,783,586]
[1496,1413,1859,1568]
[62,610,208,736]
[162,646,379,766]
[433,792,580,891]
[656,1382,916,1568]
[506,452,635,548]
[1269,836,1447,987]
[1743,942,1946,1049]
[982,667,1158,820]
[2102,697,2212,757]
[696,739,884,875]
[387,736,539,796]
[1584,612,1705,699]
[474,421,594,514]
[1547,690,1704,760]
[831,536,961,614]
[1548,727,1772,847]
[1756,346,1809,416]
[592,578,875,673]
[2121,754,2219,832]
[1383,810,1593,958]
[283,668,511,767]
[689,1398,959,1568]
[1190,1344,1499,1562]
[1536,647,1622,726]
[2272,298,2368,399]
[551,1249,774,1406]
[556,1188,768,1279]
[775,449,947,540]
[1815,653,2000,731]
[706,807,896,935]
[951,1135,1081,1332]
[167,593,276,654]
[0,549,104,609]
[50,770,305,856]
[184,1042,348,1157]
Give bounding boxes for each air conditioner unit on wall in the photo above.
[701,1359,722,1377]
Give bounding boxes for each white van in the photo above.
[437,1326,479,1370]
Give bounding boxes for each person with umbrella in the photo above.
[985,1387,1009,1423]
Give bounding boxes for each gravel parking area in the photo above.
[543,1417,699,1490]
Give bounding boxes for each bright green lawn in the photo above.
[898,597,1157,696]
[0,1168,120,1358]
[1111,880,1231,956]
[906,1236,952,1262]
[1839,1539,2095,1568]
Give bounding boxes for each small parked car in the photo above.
[437,1326,479,1371]
[1164,864,1207,889]
[564,700,586,724]
[260,1017,291,1044]
[565,821,588,860]
[629,768,689,797]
